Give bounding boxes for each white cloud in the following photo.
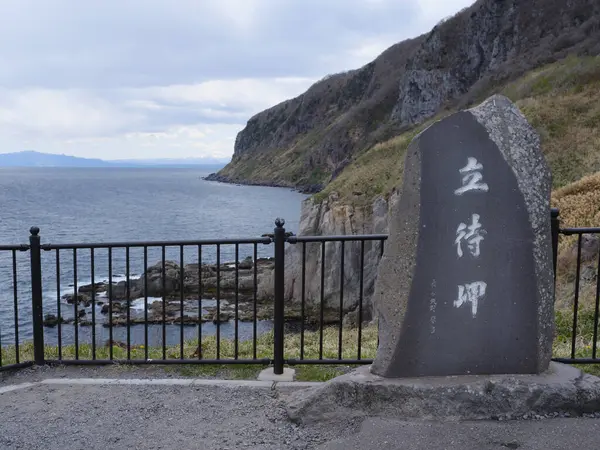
[59,123,240,159]
[0,88,142,139]
[0,77,316,159]
[134,77,315,112]
[0,0,477,160]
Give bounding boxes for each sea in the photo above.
[0,167,308,350]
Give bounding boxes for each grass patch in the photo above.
[295,365,357,382]
[313,126,424,205]
[553,309,600,377]
[0,326,378,381]
[2,317,599,380]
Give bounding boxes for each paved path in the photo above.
[2,370,600,449]
[317,416,600,450]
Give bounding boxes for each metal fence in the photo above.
[0,208,599,374]
[0,243,32,372]
[550,209,600,366]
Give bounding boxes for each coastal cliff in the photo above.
[211,0,600,190]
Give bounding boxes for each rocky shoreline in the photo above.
[203,173,323,195]
[43,256,342,328]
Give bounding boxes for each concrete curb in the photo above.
[0,378,323,395]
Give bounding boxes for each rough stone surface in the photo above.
[470,94,555,372]
[371,94,553,378]
[315,416,600,450]
[286,363,600,425]
[280,191,399,317]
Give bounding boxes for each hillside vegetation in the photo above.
[316,56,600,206]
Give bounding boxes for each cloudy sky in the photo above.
[0,0,475,161]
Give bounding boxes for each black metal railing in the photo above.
[550,208,600,366]
[282,231,387,368]
[38,235,273,368]
[0,243,33,371]
[1,208,599,374]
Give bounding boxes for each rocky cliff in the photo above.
[259,190,397,321]
[248,189,397,319]
[208,36,424,191]
[211,0,600,190]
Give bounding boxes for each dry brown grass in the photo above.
[552,171,600,229]
[551,171,600,305]
[314,132,411,205]
[551,172,600,313]
[516,86,600,189]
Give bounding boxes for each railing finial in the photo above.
[275,218,285,228]
[30,226,40,236]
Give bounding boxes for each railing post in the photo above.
[551,208,560,283]
[29,226,45,365]
[273,218,286,375]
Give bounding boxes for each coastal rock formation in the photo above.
[97,258,273,302]
[280,191,399,320]
[46,257,338,327]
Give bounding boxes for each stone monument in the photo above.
[285,95,600,424]
[371,93,554,378]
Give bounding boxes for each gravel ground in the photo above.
[3,366,600,449]
[0,382,361,450]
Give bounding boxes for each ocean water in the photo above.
[0,167,308,350]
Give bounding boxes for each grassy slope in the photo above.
[217,126,333,186]
[316,56,600,206]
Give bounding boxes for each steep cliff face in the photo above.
[392,0,600,125]
[279,191,399,319]
[213,37,423,190]
[213,0,600,189]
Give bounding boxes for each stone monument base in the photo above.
[286,363,600,424]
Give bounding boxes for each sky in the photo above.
[0,0,475,161]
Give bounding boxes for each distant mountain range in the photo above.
[0,151,230,168]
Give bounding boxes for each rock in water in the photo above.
[371,94,554,378]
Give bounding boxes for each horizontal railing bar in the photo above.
[288,235,388,244]
[41,237,273,250]
[0,361,35,372]
[286,359,373,365]
[0,244,29,251]
[45,359,272,366]
[551,357,600,364]
[560,228,600,235]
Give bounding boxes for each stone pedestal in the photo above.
[286,363,600,425]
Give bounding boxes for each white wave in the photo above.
[43,274,140,302]
[130,297,163,311]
